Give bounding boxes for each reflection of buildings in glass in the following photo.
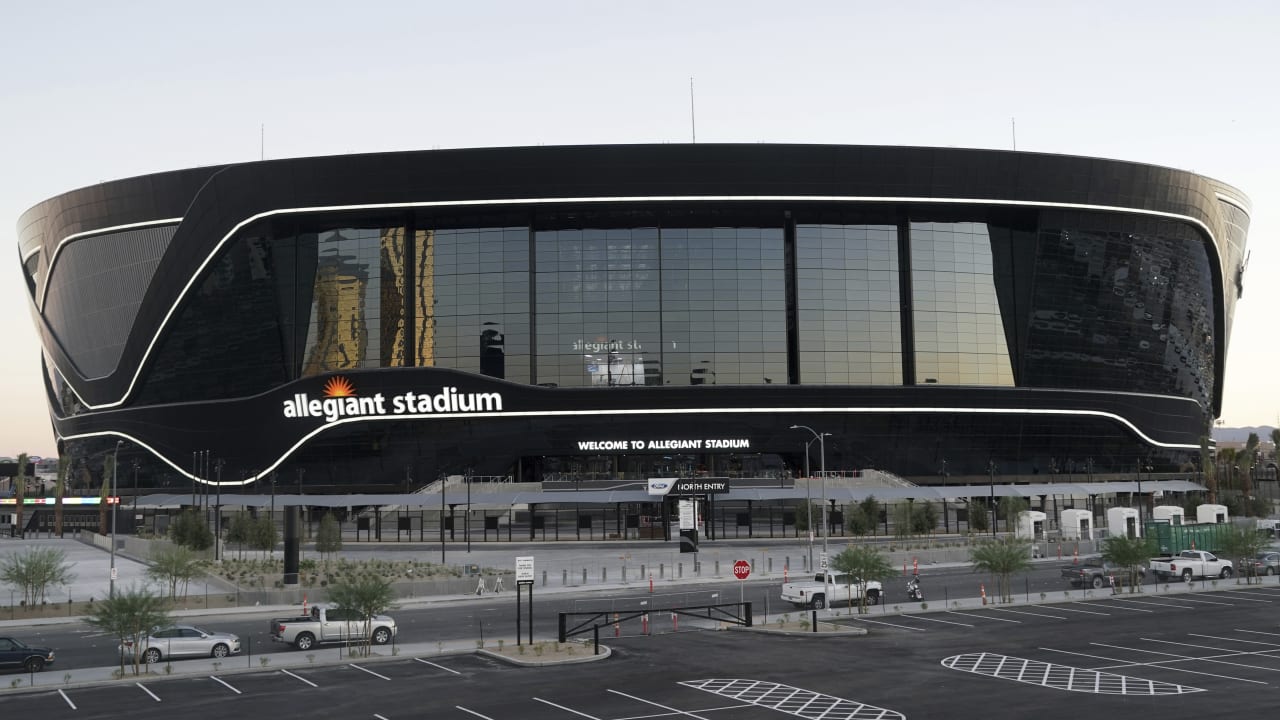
[690,360,715,385]
[414,229,435,368]
[480,321,505,379]
[583,351,646,386]
[301,246,369,375]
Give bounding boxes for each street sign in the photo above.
[516,556,535,583]
[733,560,751,580]
[678,499,696,530]
[819,552,828,570]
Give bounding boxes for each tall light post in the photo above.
[791,425,831,596]
[987,459,997,538]
[110,440,122,598]
[801,436,819,572]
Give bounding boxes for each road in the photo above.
[12,562,1157,671]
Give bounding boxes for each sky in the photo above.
[2,1,1277,458]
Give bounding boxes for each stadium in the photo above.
[13,144,1250,539]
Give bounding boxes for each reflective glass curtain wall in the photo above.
[795,224,902,384]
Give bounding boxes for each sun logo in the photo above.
[323,376,356,398]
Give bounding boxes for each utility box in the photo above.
[1152,505,1185,526]
[1107,507,1141,539]
[1197,503,1229,524]
[1060,509,1093,540]
[1015,510,1047,540]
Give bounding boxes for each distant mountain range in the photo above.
[1213,426,1278,443]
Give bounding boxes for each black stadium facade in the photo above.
[17,144,1251,497]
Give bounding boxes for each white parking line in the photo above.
[616,703,756,719]
[987,607,1069,620]
[1078,602,1154,612]
[1194,633,1280,648]
[136,682,161,701]
[609,689,713,720]
[374,714,390,720]
[1097,640,1280,674]
[1041,646,1267,684]
[349,663,391,680]
[1216,590,1275,602]
[1237,629,1280,638]
[58,689,76,709]
[456,707,495,719]
[210,675,242,694]
[847,617,927,631]
[534,697,604,719]
[947,611,1021,623]
[281,669,318,687]
[1158,595,1233,606]
[1140,637,1280,667]
[1053,604,1110,615]
[1107,598,1199,609]
[415,657,462,675]
[897,614,973,627]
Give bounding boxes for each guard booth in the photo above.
[1107,507,1140,539]
[1060,509,1093,540]
[1152,505,1185,526]
[1015,510,1047,540]
[1196,503,1228,524]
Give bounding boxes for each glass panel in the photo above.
[910,222,1014,386]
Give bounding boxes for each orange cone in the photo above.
[1072,547,1078,565]
[980,583,987,605]
[302,595,309,614]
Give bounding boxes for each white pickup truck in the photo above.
[1149,550,1234,582]
[269,604,397,650]
[781,572,883,609]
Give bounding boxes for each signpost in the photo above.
[515,556,534,645]
[733,559,750,609]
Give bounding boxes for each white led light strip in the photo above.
[41,194,1223,411]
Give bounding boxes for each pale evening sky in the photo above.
[2,0,1276,457]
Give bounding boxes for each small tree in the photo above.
[917,501,939,536]
[55,455,70,537]
[792,503,823,534]
[250,514,279,558]
[1100,534,1155,592]
[226,511,254,560]
[316,512,343,562]
[859,496,881,536]
[147,545,205,599]
[85,583,171,676]
[969,536,1032,603]
[845,505,871,536]
[1220,525,1268,585]
[829,544,896,614]
[891,503,915,539]
[327,574,396,656]
[169,509,213,551]
[0,546,77,606]
[968,500,989,533]
[13,453,29,538]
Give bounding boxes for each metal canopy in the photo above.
[134,479,1205,509]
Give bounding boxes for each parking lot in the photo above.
[4,584,1280,719]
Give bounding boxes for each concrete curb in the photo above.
[479,643,611,666]
[732,623,868,637]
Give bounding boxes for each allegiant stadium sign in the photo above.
[282,376,503,423]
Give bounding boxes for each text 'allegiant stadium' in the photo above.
[577,439,751,451]
[283,388,503,422]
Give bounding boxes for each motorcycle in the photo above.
[906,574,923,601]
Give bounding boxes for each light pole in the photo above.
[110,440,122,598]
[791,425,831,593]
[801,436,819,572]
[987,460,997,538]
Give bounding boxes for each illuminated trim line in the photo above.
[50,195,1222,410]
[1215,192,1251,215]
[39,217,183,308]
[58,405,1199,486]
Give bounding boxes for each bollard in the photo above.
[811,609,817,633]
[582,568,588,584]
[767,557,772,573]
[542,570,547,587]
[715,560,720,576]
[640,563,646,579]
[603,567,608,582]
[678,562,683,578]
[593,624,600,655]
[660,563,665,579]
[562,569,568,586]
[622,565,627,583]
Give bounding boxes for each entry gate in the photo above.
[558,602,752,642]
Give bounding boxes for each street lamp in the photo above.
[800,435,821,572]
[791,425,831,592]
[987,460,997,538]
[110,440,122,598]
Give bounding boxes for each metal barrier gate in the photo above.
[558,602,752,642]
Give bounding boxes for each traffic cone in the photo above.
[1191,538,1196,550]
[302,595,308,614]
[1072,546,1078,565]
[784,564,788,583]
[1057,544,1062,560]
[980,583,987,605]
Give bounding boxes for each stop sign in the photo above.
[733,560,751,580]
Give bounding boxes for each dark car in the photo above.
[1061,560,1146,589]
[0,636,55,672]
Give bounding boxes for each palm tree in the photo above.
[997,495,1029,534]
[55,455,69,537]
[1243,432,1260,504]
[85,583,172,676]
[1200,435,1217,504]
[829,544,896,614]
[14,453,28,538]
[1100,535,1155,592]
[328,574,397,656]
[968,536,1033,603]
[1219,448,1238,492]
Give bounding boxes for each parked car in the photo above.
[119,625,241,664]
[270,604,397,650]
[1061,559,1146,589]
[0,637,55,672]
[1245,551,1280,576]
